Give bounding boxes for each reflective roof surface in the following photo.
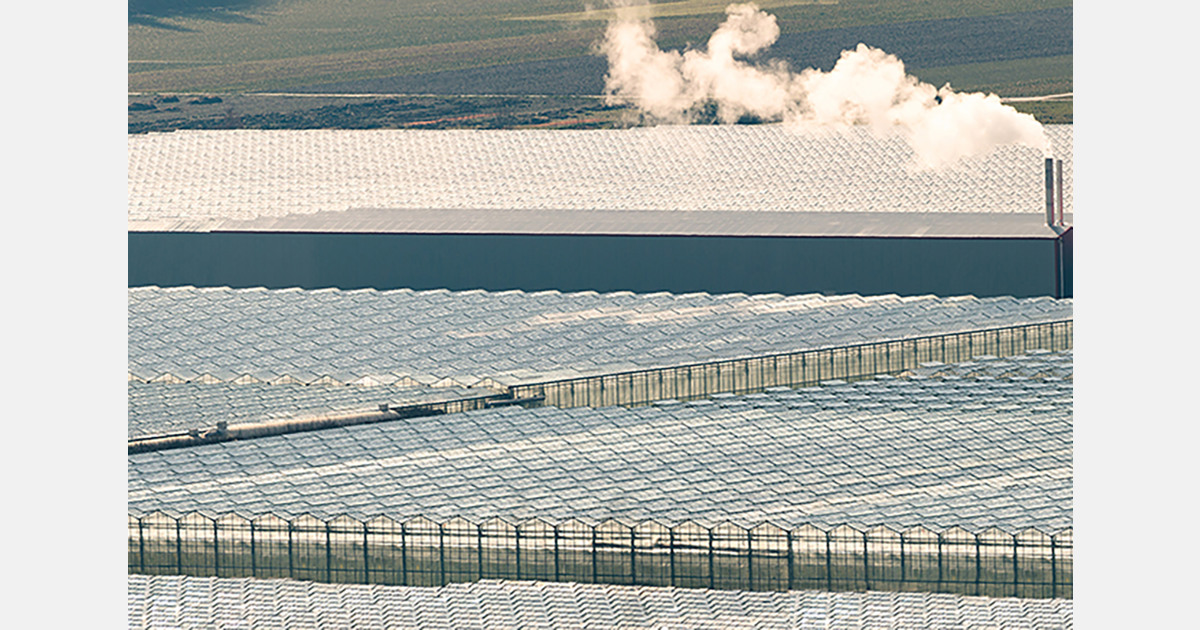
[128,125,1073,226]
[907,350,1073,380]
[128,575,1074,630]
[128,286,1072,387]
[129,370,1072,533]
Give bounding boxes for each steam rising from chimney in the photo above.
[599,2,1049,168]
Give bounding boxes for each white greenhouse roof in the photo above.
[127,575,1074,630]
[907,349,1073,380]
[127,286,1072,387]
[127,125,1073,229]
[128,373,1072,532]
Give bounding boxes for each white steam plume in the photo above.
[599,3,1048,168]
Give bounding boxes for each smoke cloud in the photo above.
[599,3,1048,168]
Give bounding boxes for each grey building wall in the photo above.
[129,232,1070,298]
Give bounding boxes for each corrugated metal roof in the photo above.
[127,286,1073,387]
[128,371,1073,532]
[128,125,1073,227]
[127,575,1074,630]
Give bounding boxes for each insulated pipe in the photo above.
[1044,157,1056,226]
[1055,159,1065,226]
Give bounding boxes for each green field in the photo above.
[1008,98,1073,125]
[129,26,603,93]
[130,0,1072,127]
[512,0,834,22]
[913,54,1073,98]
[131,0,1072,91]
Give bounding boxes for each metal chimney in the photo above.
[1055,159,1064,226]
[1044,157,1056,226]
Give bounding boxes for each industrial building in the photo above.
[128,125,1073,298]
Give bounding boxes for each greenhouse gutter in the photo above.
[129,393,518,455]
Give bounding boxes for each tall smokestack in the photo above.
[1044,157,1056,227]
[1055,159,1064,226]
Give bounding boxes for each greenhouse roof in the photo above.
[906,349,1074,380]
[127,125,1073,228]
[128,286,1072,387]
[127,575,1074,630]
[128,374,1073,532]
[127,382,487,440]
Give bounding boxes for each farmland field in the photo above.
[512,0,833,22]
[129,0,1073,128]
[289,7,1069,96]
[917,54,1074,98]
[126,93,628,133]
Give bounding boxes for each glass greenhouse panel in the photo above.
[129,126,1073,224]
[130,368,1072,535]
[129,287,1071,391]
[127,574,1075,629]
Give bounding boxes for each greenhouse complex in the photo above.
[128,125,1073,628]
[129,126,1073,298]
